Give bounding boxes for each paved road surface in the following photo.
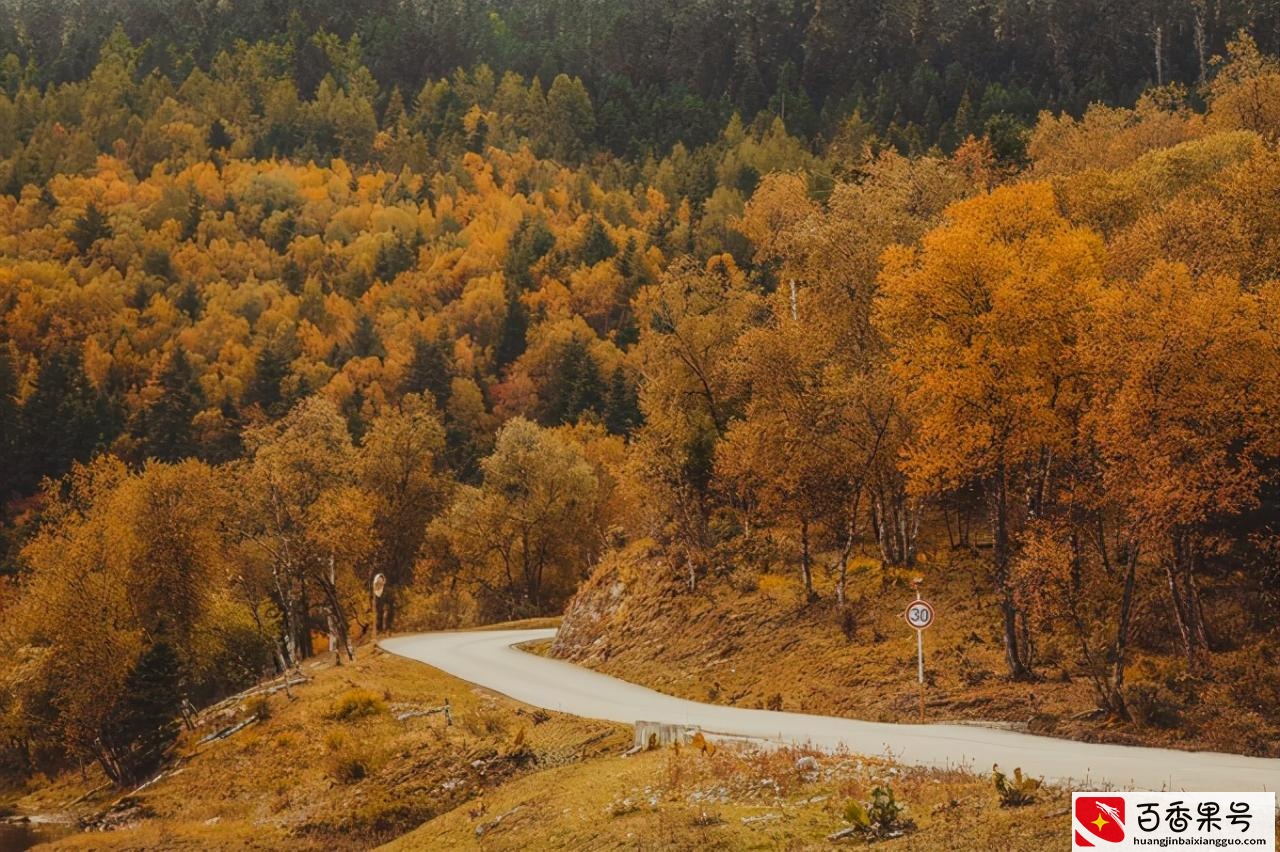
[381,629,1280,793]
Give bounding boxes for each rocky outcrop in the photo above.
[551,540,686,664]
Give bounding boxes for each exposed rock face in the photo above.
[552,538,700,665]
[551,547,637,663]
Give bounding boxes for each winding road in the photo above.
[380,629,1280,794]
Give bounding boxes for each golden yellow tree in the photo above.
[1086,262,1278,674]
[628,255,759,589]
[875,182,1104,679]
[358,393,452,630]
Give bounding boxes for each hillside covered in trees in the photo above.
[4,0,1280,158]
[2,2,1280,815]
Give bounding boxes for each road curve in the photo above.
[380,629,1280,794]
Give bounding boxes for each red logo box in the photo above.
[1074,796,1126,846]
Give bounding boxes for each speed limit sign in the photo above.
[905,599,934,630]
[905,594,935,703]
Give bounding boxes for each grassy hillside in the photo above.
[6,630,1274,849]
[12,649,626,850]
[387,743,1071,851]
[553,543,1280,758]
[4,640,1085,851]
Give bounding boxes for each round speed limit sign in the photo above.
[905,599,935,630]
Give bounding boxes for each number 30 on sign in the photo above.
[905,600,934,630]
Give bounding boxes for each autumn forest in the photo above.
[2,0,1280,804]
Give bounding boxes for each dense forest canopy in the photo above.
[2,2,1280,790]
[3,0,1280,155]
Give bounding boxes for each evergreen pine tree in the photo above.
[344,385,367,441]
[351,312,386,359]
[196,399,244,464]
[604,366,642,435]
[0,345,19,499]
[247,343,291,417]
[17,348,112,493]
[402,334,453,405]
[496,290,529,370]
[542,338,605,425]
[207,118,232,151]
[383,87,406,128]
[581,217,616,265]
[69,202,112,253]
[175,281,201,319]
[374,234,417,282]
[103,643,183,785]
[135,347,205,462]
[180,188,203,242]
[504,217,555,291]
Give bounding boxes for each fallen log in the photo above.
[475,805,522,837]
[393,701,452,724]
[197,715,259,746]
[196,675,308,722]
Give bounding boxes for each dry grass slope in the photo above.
[20,650,626,850]
[385,742,1072,850]
[13,631,1275,850]
[553,542,1280,757]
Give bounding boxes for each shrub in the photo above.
[1123,681,1182,728]
[329,748,370,784]
[844,784,916,838]
[461,707,506,737]
[397,587,481,632]
[729,568,759,594]
[324,729,377,784]
[246,695,271,721]
[993,765,1042,807]
[958,652,991,686]
[839,605,858,641]
[1226,645,1280,723]
[867,785,910,830]
[326,689,387,722]
[312,789,433,843]
[757,574,793,599]
[837,589,871,641]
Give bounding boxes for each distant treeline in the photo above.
[2,0,1279,154]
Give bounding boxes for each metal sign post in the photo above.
[371,572,387,653]
[917,617,924,682]
[903,579,935,721]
